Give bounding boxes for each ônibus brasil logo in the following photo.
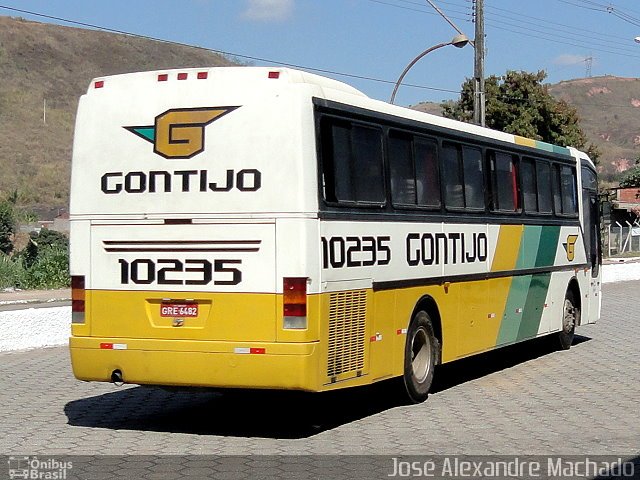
[124,106,239,159]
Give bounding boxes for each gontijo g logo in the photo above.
[563,234,579,262]
[125,106,239,159]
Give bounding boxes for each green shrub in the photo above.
[22,229,69,269]
[21,244,70,289]
[0,254,26,289]
[0,201,16,255]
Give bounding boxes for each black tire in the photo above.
[402,310,438,403]
[558,289,578,350]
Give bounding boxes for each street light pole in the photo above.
[390,34,469,105]
[473,0,485,127]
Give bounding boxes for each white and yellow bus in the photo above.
[69,67,601,402]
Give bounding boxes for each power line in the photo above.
[558,0,640,27]
[0,4,463,97]
[1,3,638,111]
[485,3,635,45]
[365,0,640,58]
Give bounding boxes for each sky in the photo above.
[1,0,640,106]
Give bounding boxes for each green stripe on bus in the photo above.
[553,145,571,156]
[497,275,532,345]
[517,272,552,340]
[535,141,555,153]
[515,226,542,269]
[535,225,561,267]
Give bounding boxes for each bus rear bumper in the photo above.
[69,336,320,391]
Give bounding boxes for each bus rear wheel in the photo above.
[402,310,438,403]
[557,289,578,350]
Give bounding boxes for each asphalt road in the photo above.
[1,282,638,479]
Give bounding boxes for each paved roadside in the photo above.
[0,281,637,459]
[0,288,70,311]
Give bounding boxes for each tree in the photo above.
[619,166,640,188]
[442,70,600,162]
[0,200,16,255]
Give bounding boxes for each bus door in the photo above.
[581,166,601,322]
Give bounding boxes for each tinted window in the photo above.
[560,165,577,215]
[389,133,416,205]
[552,165,562,214]
[463,147,484,210]
[582,167,597,191]
[490,151,519,212]
[329,122,351,202]
[414,139,440,208]
[537,161,553,213]
[522,158,537,212]
[321,118,385,205]
[442,143,464,209]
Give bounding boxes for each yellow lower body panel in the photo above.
[69,336,321,391]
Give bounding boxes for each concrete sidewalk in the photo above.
[0,288,71,306]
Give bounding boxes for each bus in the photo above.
[69,67,601,403]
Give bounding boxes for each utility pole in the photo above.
[473,0,485,127]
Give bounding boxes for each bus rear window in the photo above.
[321,118,385,205]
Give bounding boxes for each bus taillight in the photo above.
[71,276,86,324]
[283,277,307,329]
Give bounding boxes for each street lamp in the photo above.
[390,33,470,105]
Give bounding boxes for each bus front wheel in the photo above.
[402,310,438,403]
[557,289,578,350]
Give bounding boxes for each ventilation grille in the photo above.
[327,290,367,378]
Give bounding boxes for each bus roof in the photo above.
[87,66,367,98]
[86,66,589,162]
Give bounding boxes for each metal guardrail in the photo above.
[606,221,640,256]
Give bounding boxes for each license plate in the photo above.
[160,303,198,318]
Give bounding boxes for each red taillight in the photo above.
[177,72,188,80]
[197,71,208,79]
[157,73,168,82]
[283,277,306,317]
[71,276,85,324]
[283,278,308,329]
[268,71,280,79]
[94,80,104,88]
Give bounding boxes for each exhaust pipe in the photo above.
[111,369,124,386]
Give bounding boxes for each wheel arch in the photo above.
[567,277,582,326]
[410,295,443,365]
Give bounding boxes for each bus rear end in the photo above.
[69,67,323,391]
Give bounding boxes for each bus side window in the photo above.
[328,122,352,202]
[560,165,578,216]
[553,164,578,216]
[489,151,520,212]
[536,161,553,213]
[320,118,385,205]
[552,165,563,214]
[522,157,538,213]
[388,132,416,205]
[414,138,440,208]
[442,142,464,209]
[462,146,484,210]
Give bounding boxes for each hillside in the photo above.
[1,16,638,216]
[413,76,640,184]
[0,15,235,218]
[549,76,640,182]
